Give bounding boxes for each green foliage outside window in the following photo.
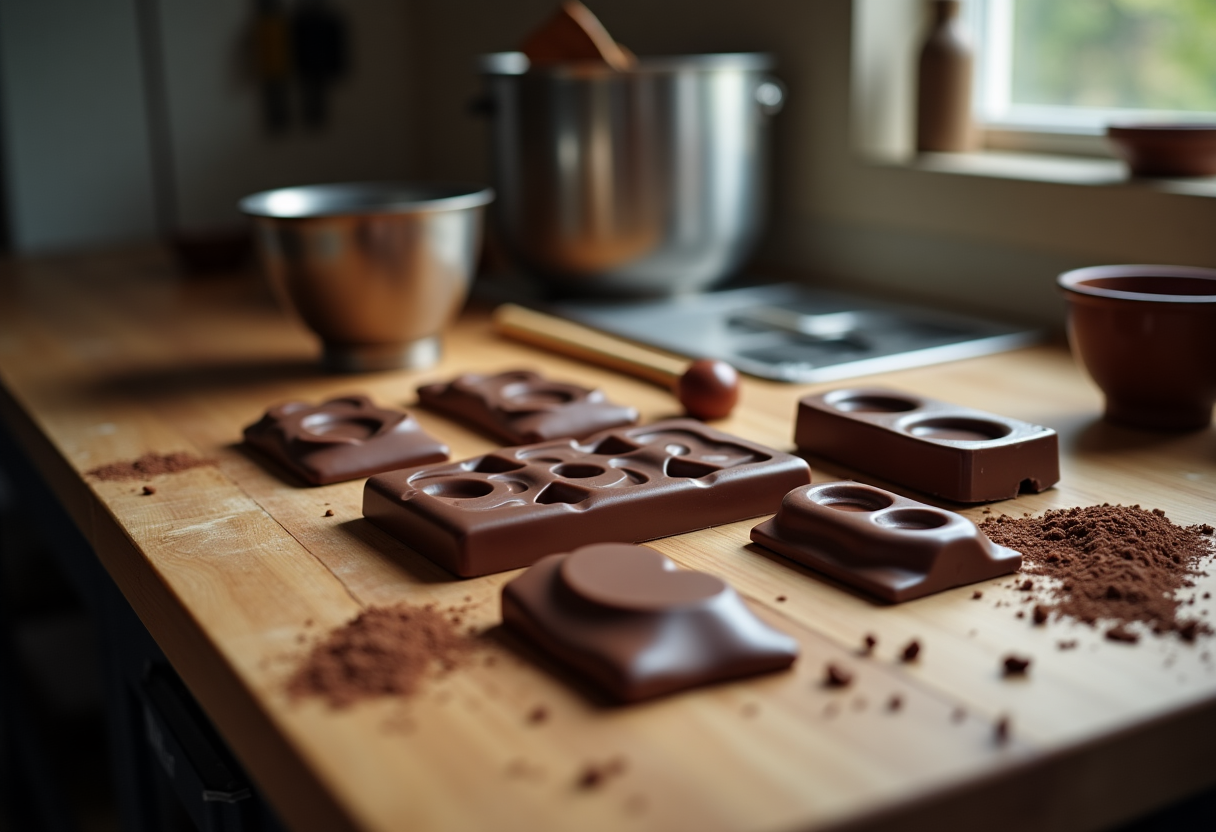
[1011,0,1216,112]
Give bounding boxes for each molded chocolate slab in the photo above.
[244,395,449,486]
[751,482,1022,602]
[795,387,1058,503]
[363,419,811,577]
[502,543,799,702]
[417,369,638,444]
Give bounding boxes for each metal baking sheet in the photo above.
[551,283,1040,383]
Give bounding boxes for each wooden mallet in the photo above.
[492,304,740,420]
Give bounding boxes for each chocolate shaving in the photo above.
[88,451,211,481]
[824,663,853,688]
[900,640,921,662]
[1002,655,1032,676]
[981,505,1214,641]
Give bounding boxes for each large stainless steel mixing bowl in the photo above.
[480,52,784,297]
[241,182,494,372]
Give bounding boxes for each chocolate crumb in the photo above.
[527,705,549,725]
[324,509,335,517]
[887,694,903,712]
[1002,655,1032,676]
[1016,611,1025,619]
[1201,525,1214,535]
[862,634,878,655]
[995,716,1011,744]
[971,590,983,600]
[1058,639,1078,650]
[1105,624,1140,644]
[775,595,787,603]
[1032,605,1049,625]
[901,640,921,662]
[1180,621,1200,643]
[1019,579,1034,592]
[141,485,156,495]
[825,663,854,688]
[578,757,627,790]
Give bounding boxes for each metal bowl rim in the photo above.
[479,50,775,77]
[239,181,495,219]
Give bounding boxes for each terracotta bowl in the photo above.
[1059,265,1216,430]
[1106,124,1216,177]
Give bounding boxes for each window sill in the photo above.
[902,150,1216,199]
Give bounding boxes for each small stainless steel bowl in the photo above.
[241,182,494,372]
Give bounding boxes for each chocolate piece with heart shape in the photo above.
[244,395,449,486]
[417,369,638,444]
[502,543,799,703]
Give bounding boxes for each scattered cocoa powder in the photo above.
[981,505,1213,642]
[887,694,903,712]
[286,603,474,708]
[951,706,966,723]
[741,702,759,718]
[1057,639,1078,651]
[1002,655,1031,676]
[824,663,853,688]
[900,640,921,662]
[88,451,211,481]
[527,705,549,725]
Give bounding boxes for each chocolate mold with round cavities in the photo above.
[417,369,638,444]
[502,543,799,702]
[243,395,449,486]
[794,387,1058,503]
[363,418,811,577]
[751,482,1022,603]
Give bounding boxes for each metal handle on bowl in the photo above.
[755,77,786,116]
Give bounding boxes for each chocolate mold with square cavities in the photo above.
[751,481,1022,602]
[417,369,638,444]
[362,418,811,577]
[502,543,799,702]
[794,387,1059,503]
[243,395,449,486]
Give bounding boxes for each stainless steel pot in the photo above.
[480,52,784,297]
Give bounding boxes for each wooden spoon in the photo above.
[519,1,636,71]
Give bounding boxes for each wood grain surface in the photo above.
[1,247,1214,832]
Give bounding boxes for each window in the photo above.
[971,0,1216,136]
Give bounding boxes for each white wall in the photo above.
[0,0,159,253]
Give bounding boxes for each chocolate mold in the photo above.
[502,543,799,702]
[244,395,449,486]
[751,482,1022,602]
[794,387,1058,502]
[417,369,638,444]
[363,419,811,577]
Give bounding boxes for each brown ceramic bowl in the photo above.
[1059,265,1216,430]
[1106,124,1216,177]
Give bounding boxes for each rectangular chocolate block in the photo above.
[363,419,811,577]
[751,481,1022,602]
[417,369,638,444]
[244,395,449,486]
[795,387,1058,503]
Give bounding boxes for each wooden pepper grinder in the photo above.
[916,0,976,152]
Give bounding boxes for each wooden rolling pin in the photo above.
[492,303,740,420]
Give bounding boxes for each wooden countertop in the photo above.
[2,247,1214,832]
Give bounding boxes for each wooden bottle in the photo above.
[916,0,976,152]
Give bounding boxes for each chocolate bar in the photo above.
[363,419,811,577]
[502,543,799,702]
[794,387,1058,503]
[417,369,638,444]
[244,395,449,486]
[751,481,1022,602]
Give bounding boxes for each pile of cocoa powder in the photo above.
[287,603,475,708]
[87,451,212,481]
[981,504,1213,643]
